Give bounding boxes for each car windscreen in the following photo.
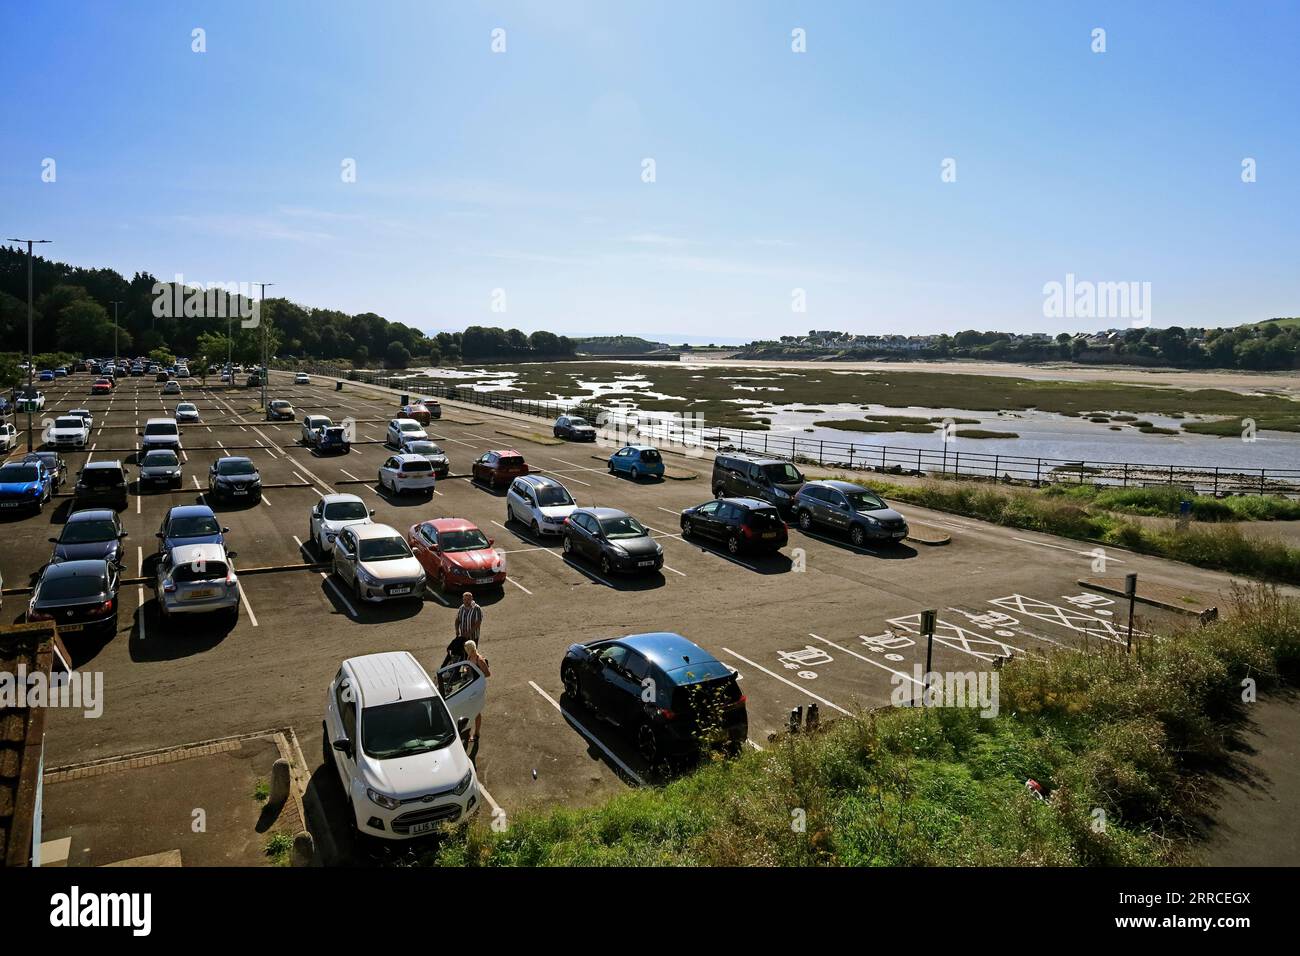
[599,515,648,539]
[168,515,220,537]
[399,422,422,431]
[324,501,369,521]
[361,698,456,759]
[143,451,179,467]
[144,423,178,435]
[358,536,411,561]
[845,490,888,512]
[437,529,490,552]
[61,519,118,543]
[54,417,84,429]
[761,462,803,484]
[38,574,108,601]
[535,485,574,507]
[568,418,590,427]
[216,460,257,475]
[0,465,39,483]
[81,468,124,487]
[173,561,227,583]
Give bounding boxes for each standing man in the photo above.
[444,591,482,666]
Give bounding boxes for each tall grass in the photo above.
[426,587,1299,867]
[1044,484,1300,522]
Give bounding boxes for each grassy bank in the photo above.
[1042,484,1300,522]
[843,478,1300,583]
[428,586,1299,866]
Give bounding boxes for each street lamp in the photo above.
[110,300,124,367]
[7,237,53,452]
[255,282,274,410]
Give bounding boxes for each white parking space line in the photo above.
[528,681,645,787]
[644,525,683,540]
[720,648,852,716]
[261,493,272,507]
[660,563,686,576]
[424,585,455,607]
[234,578,259,626]
[1010,536,1126,563]
[292,472,324,497]
[339,469,363,482]
[809,633,922,686]
[535,467,591,487]
[505,577,533,595]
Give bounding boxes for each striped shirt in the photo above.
[455,602,483,641]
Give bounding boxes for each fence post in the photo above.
[1035,458,1041,486]
[1169,465,1174,486]
[954,451,960,478]
[881,446,886,470]
[848,445,854,470]
[1260,470,1266,495]
[993,454,999,479]
[1213,467,1219,496]
[918,448,923,474]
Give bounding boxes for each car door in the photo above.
[409,523,440,581]
[592,645,638,725]
[436,660,486,730]
[310,499,324,542]
[825,489,851,530]
[329,674,359,792]
[573,513,599,560]
[691,500,721,539]
[334,530,357,585]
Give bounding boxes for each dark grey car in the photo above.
[791,480,909,547]
[139,449,183,489]
[562,507,663,576]
[711,454,805,515]
[73,460,130,510]
[208,456,262,502]
[49,509,127,564]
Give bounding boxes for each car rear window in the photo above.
[499,456,524,468]
[639,449,661,463]
[744,507,783,530]
[39,574,108,600]
[400,460,432,472]
[670,673,742,716]
[81,468,124,487]
[173,561,228,583]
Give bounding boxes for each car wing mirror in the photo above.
[226,550,238,560]
[456,716,471,735]
[119,531,128,538]
[48,536,58,544]
[331,737,350,754]
[221,527,230,534]
[368,509,376,516]
[155,531,164,538]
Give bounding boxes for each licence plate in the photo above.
[892,531,906,539]
[188,589,216,599]
[761,531,778,539]
[232,488,247,495]
[0,502,19,508]
[638,560,655,567]
[60,623,84,633]
[408,820,440,835]
[389,586,411,595]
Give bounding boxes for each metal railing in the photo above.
[273,362,1300,497]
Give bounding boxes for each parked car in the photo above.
[16,389,45,410]
[139,417,182,456]
[47,414,90,450]
[72,460,129,510]
[161,380,182,396]
[67,408,94,429]
[301,414,333,445]
[377,453,435,496]
[408,518,506,591]
[138,449,183,489]
[711,453,806,515]
[385,417,428,449]
[331,523,426,603]
[561,632,747,764]
[553,415,597,441]
[424,398,442,420]
[155,370,170,382]
[91,378,114,395]
[680,497,788,555]
[470,449,529,489]
[246,371,262,387]
[54,367,69,378]
[791,480,910,547]
[323,651,483,840]
[0,459,54,514]
[174,402,201,423]
[402,440,449,477]
[308,493,374,554]
[608,445,665,481]
[157,504,228,554]
[505,474,576,536]
[399,401,433,425]
[267,399,294,421]
[294,372,310,385]
[0,422,18,452]
[208,456,262,501]
[26,558,122,636]
[155,542,240,623]
[49,509,127,564]
[38,369,54,382]
[316,425,351,455]
[23,450,67,489]
[562,507,663,576]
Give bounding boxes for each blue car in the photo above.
[608,445,665,481]
[54,367,68,377]
[0,460,54,515]
[156,504,228,554]
[38,369,55,382]
[316,425,351,455]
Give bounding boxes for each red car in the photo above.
[399,401,432,425]
[471,449,529,489]
[91,379,114,395]
[408,518,507,590]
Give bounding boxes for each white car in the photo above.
[294,373,310,385]
[324,652,484,840]
[16,391,44,412]
[377,454,436,495]
[331,523,426,602]
[301,414,333,445]
[68,408,94,429]
[155,542,240,622]
[175,402,201,423]
[386,418,428,450]
[0,423,18,452]
[506,474,577,536]
[47,415,90,449]
[308,493,374,554]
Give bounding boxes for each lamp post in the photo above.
[255,282,274,410]
[7,237,52,452]
[109,300,123,368]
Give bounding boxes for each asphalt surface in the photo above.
[1,369,1258,858]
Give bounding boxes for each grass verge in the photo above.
[425,586,1298,866]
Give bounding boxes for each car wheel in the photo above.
[531,520,540,538]
[727,533,741,555]
[682,519,693,538]
[607,461,615,473]
[353,577,364,604]
[798,510,813,531]
[561,663,580,701]
[713,485,725,498]
[850,524,866,548]
[599,554,613,576]
[562,535,573,555]
[637,722,659,763]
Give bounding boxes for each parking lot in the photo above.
[2,369,1243,859]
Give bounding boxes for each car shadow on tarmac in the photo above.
[128,599,236,662]
[681,539,796,575]
[556,690,671,785]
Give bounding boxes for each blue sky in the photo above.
[3,1,1297,343]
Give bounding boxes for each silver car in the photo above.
[156,542,240,622]
[332,523,425,603]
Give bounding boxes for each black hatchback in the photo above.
[680,497,788,555]
[562,507,663,576]
[73,460,130,510]
[561,632,748,766]
[27,558,122,636]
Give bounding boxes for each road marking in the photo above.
[720,648,852,716]
[292,472,324,497]
[261,492,272,507]
[235,577,259,626]
[1010,536,1126,563]
[660,563,686,576]
[424,585,455,607]
[529,681,645,786]
[534,467,591,486]
[505,576,532,595]
[340,468,363,482]
[809,633,922,686]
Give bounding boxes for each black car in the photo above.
[23,450,68,489]
[27,558,122,636]
[711,454,805,516]
[155,370,169,382]
[50,509,127,564]
[73,460,130,510]
[208,456,262,501]
[562,507,663,576]
[561,632,747,765]
[792,480,909,547]
[680,497,788,555]
[553,415,597,442]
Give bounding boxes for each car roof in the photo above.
[40,559,110,580]
[623,444,656,451]
[145,417,178,425]
[321,493,365,505]
[577,507,630,520]
[351,522,403,540]
[344,652,435,708]
[719,496,776,510]
[717,453,789,466]
[82,459,124,470]
[814,479,870,492]
[617,633,720,674]
[425,517,478,532]
[216,456,254,466]
[488,448,522,457]
[391,417,420,425]
[66,508,116,522]
[391,452,429,462]
[170,542,228,565]
[518,474,560,488]
[167,504,216,518]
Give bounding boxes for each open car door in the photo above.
[436,660,486,729]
